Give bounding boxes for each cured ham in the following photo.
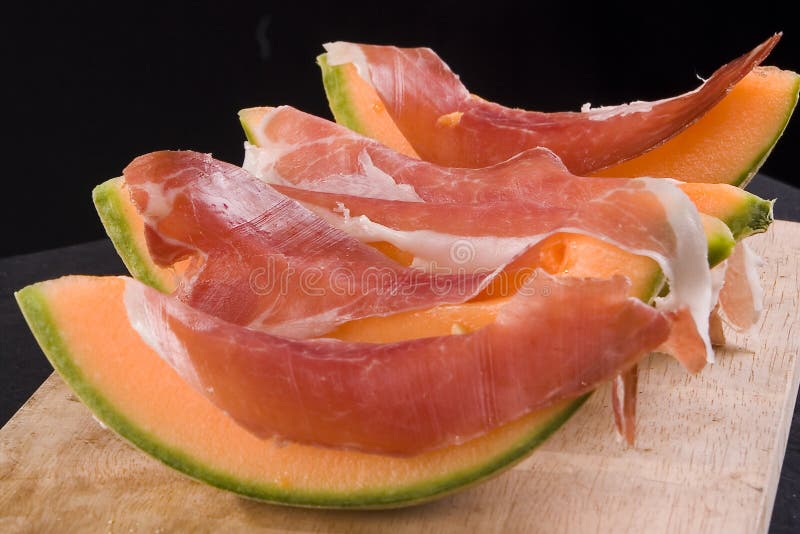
[124,270,669,455]
[242,106,660,205]
[123,151,495,338]
[242,106,763,223]
[322,36,779,172]
[264,180,713,361]
[240,105,731,441]
[612,367,638,446]
[718,242,765,331]
[246,107,782,368]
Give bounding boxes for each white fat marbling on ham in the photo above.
[641,179,713,362]
[743,244,765,317]
[711,259,729,304]
[316,209,536,271]
[123,277,204,391]
[718,241,765,333]
[324,41,371,81]
[244,142,423,202]
[580,100,655,121]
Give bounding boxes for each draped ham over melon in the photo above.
[124,270,668,455]
[269,182,715,365]
[241,105,680,204]
[321,36,779,172]
[240,106,773,241]
[123,151,495,338]
[15,34,791,507]
[718,242,764,331]
[240,106,716,360]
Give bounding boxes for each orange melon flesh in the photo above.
[319,56,798,186]
[678,183,773,240]
[16,276,586,507]
[316,55,420,158]
[594,67,800,185]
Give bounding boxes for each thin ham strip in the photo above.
[242,106,658,205]
[123,151,495,338]
[123,271,669,455]
[718,241,765,331]
[242,107,714,363]
[323,36,779,172]
[270,181,714,361]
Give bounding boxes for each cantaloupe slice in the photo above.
[594,67,800,185]
[329,220,731,342]
[16,276,587,507]
[318,55,798,186]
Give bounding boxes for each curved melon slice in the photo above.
[92,179,186,294]
[594,67,800,186]
[16,276,587,507]
[319,54,798,186]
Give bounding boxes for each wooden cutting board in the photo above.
[1,221,798,533]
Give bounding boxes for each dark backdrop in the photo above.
[2,2,798,256]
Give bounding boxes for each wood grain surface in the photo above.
[1,221,798,533]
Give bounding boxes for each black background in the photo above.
[2,2,799,256]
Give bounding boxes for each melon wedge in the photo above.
[594,67,800,185]
[93,179,184,294]
[318,55,798,186]
[16,276,587,507]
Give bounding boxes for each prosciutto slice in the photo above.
[267,180,714,361]
[243,106,666,205]
[718,242,765,331]
[123,151,495,338]
[124,270,669,455]
[323,36,779,172]
[612,367,638,446]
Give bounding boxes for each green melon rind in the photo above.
[15,281,588,508]
[240,116,260,146]
[706,228,735,268]
[725,195,775,240]
[317,53,798,192]
[92,179,171,294]
[735,74,800,187]
[318,54,365,134]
